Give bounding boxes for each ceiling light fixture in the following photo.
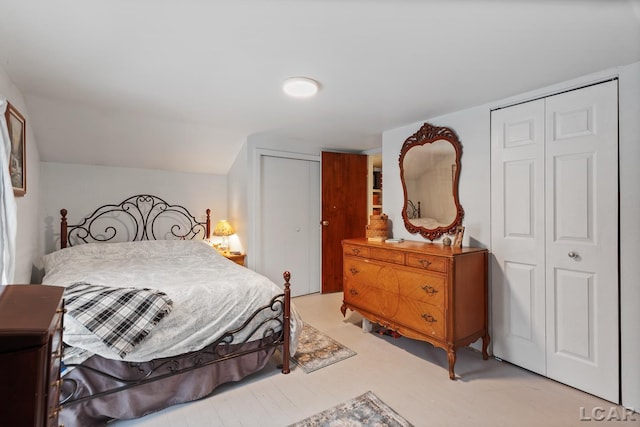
[282,77,319,98]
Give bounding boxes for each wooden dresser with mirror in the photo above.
[341,238,489,379]
[341,122,489,379]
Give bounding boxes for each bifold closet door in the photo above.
[491,80,619,402]
[543,81,618,402]
[490,99,547,375]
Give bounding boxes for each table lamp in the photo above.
[213,220,235,252]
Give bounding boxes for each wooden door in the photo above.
[544,81,618,402]
[321,152,367,293]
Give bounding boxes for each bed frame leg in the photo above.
[281,271,291,374]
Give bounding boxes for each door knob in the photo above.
[321,220,329,226]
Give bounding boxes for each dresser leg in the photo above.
[482,333,491,360]
[340,303,347,316]
[447,347,457,380]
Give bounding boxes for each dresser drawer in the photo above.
[405,252,448,273]
[396,269,446,307]
[344,258,405,294]
[343,244,370,258]
[343,279,368,307]
[47,303,64,427]
[344,257,381,285]
[395,297,445,340]
[50,313,64,357]
[344,279,399,318]
[369,247,404,264]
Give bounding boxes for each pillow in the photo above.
[43,240,214,272]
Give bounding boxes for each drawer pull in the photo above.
[52,349,63,359]
[421,313,437,323]
[418,259,432,268]
[51,378,62,388]
[49,407,61,418]
[421,285,438,296]
[349,267,360,275]
[351,248,361,255]
[56,308,67,314]
[349,288,359,296]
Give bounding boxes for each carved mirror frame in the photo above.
[399,122,464,240]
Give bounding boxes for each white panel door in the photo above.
[492,80,619,402]
[544,81,618,401]
[491,99,547,375]
[259,155,321,297]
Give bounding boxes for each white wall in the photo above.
[0,65,42,283]
[227,143,249,255]
[40,162,227,256]
[382,61,640,411]
[618,61,640,412]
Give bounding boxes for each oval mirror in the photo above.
[399,122,464,240]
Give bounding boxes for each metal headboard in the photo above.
[406,199,421,219]
[60,194,211,248]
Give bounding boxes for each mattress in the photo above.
[42,239,301,363]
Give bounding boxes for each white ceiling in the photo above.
[1,0,639,174]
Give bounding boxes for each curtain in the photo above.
[0,97,17,285]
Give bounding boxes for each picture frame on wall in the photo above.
[5,102,26,197]
[453,225,465,248]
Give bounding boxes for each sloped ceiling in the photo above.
[1,0,639,174]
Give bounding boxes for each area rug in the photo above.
[291,323,356,373]
[289,391,414,427]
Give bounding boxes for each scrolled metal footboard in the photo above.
[60,273,292,409]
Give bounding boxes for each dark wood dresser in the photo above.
[0,285,65,426]
[340,238,489,379]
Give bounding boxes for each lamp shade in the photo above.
[213,220,235,237]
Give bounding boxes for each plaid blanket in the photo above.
[64,282,173,358]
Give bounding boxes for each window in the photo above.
[0,97,17,285]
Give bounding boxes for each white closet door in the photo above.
[492,80,619,402]
[491,99,547,375]
[544,81,618,401]
[259,155,321,297]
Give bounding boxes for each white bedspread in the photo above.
[42,240,301,362]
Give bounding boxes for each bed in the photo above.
[405,200,451,229]
[42,194,302,426]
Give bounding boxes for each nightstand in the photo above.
[223,252,246,266]
[0,285,65,427]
